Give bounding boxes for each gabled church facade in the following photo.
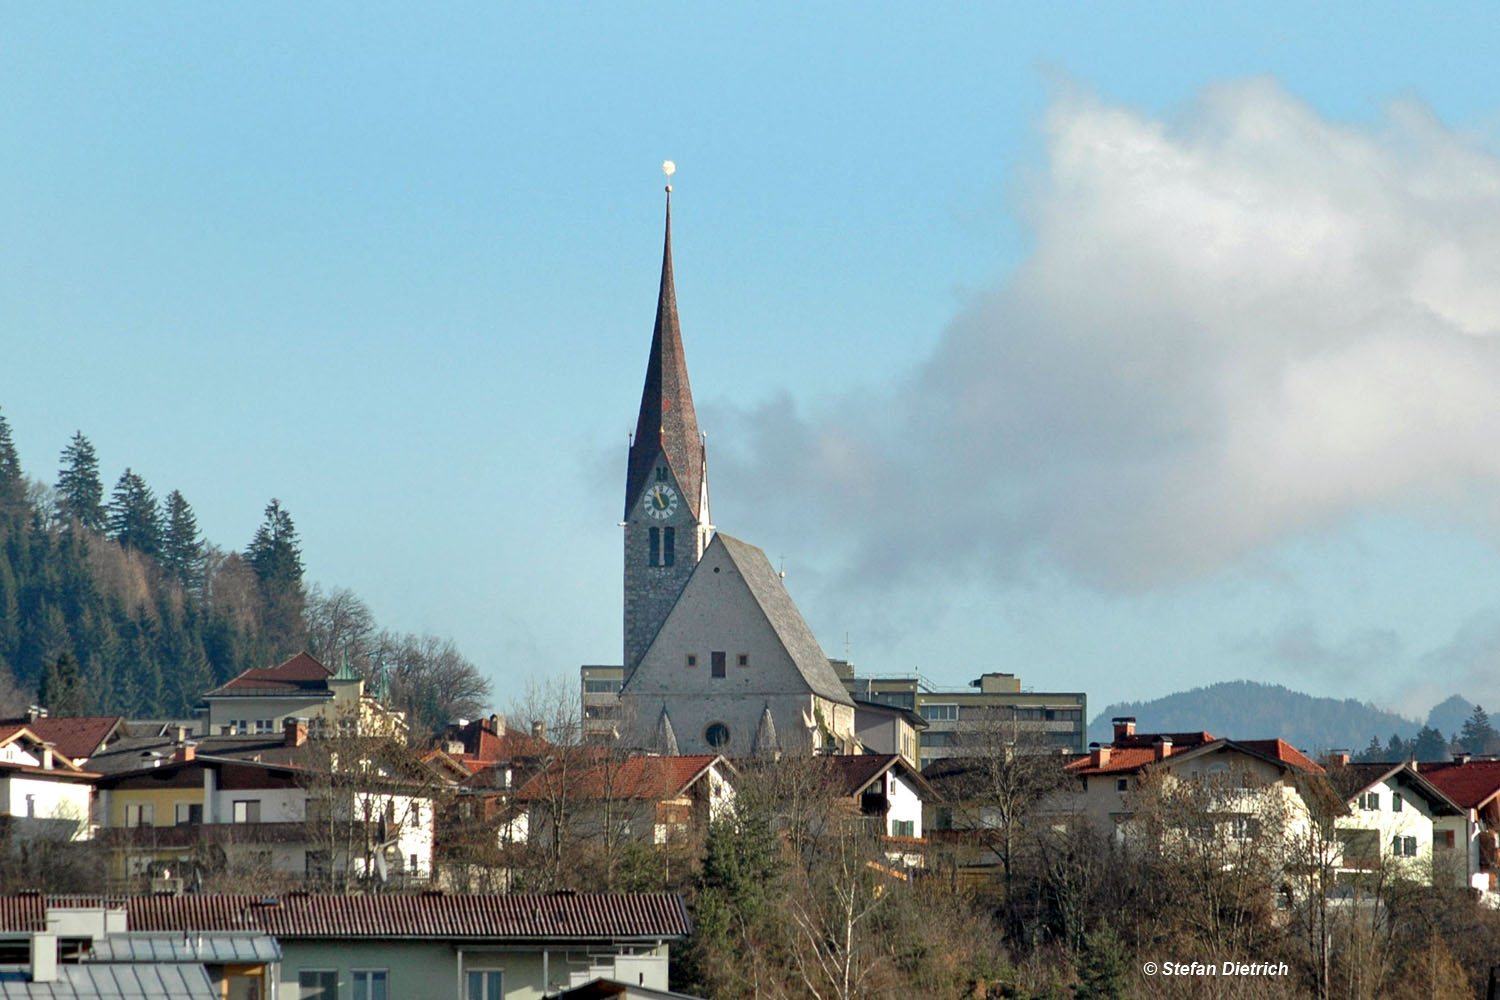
[615,185,858,756]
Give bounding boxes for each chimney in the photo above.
[1330,750,1351,767]
[1455,752,1473,765]
[173,724,190,745]
[41,744,54,770]
[531,720,546,740]
[175,743,196,763]
[26,705,47,723]
[1090,744,1111,767]
[1155,736,1173,761]
[283,717,308,748]
[1112,717,1136,742]
[489,713,502,735]
[30,931,57,983]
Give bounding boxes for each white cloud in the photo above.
[717,79,1500,592]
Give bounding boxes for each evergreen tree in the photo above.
[246,499,306,656]
[106,468,161,555]
[246,499,303,586]
[0,407,25,514]
[1413,725,1449,762]
[38,651,86,716]
[1384,733,1410,761]
[1354,735,1384,763]
[1073,925,1130,1000]
[55,432,104,531]
[1459,705,1499,755]
[159,489,204,589]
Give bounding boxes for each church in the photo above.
[611,183,859,757]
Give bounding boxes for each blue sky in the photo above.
[5,5,1500,723]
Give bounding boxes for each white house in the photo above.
[0,724,97,840]
[1327,760,1464,886]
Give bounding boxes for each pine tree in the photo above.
[159,489,204,589]
[1074,925,1130,1000]
[0,407,25,514]
[1414,725,1449,762]
[38,652,86,716]
[246,499,303,586]
[246,499,306,656]
[55,432,105,531]
[1460,706,1499,755]
[106,468,161,555]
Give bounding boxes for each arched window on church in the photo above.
[649,527,660,566]
[663,527,675,566]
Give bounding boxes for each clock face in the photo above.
[642,483,679,520]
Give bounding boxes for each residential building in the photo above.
[0,893,694,1000]
[199,651,407,741]
[1416,758,1500,905]
[1325,759,1464,886]
[1058,718,1328,847]
[788,754,935,869]
[0,903,279,1000]
[88,721,445,888]
[0,724,98,840]
[515,753,735,850]
[841,670,1087,764]
[581,667,625,744]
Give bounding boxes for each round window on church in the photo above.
[705,723,730,749]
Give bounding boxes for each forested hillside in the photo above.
[0,407,487,736]
[1089,680,1421,752]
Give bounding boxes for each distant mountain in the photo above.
[1089,681,1423,754]
[1426,694,1475,739]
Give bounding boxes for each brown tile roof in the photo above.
[515,755,724,802]
[1418,760,1500,810]
[0,715,123,762]
[0,894,691,941]
[789,754,937,800]
[206,652,333,697]
[444,718,552,772]
[1066,736,1325,776]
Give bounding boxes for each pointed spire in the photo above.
[334,647,361,682]
[753,703,779,757]
[654,703,680,756]
[625,184,705,518]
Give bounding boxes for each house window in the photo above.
[737,653,749,667]
[353,970,387,1000]
[125,803,154,828]
[232,800,261,823]
[663,526,675,566]
[1437,829,1456,849]
[890,819,915,838]
[466,970,504,1000]
[297,970,338,1000]
[1116,778,1128,792]
[685,654,697,668]
[921,704,958,722]
[711,651,726,678]
[175,803,203,825]
[919,731,953,747]
[25,794,35,818]
[584,679,622,693]
[705,723,730,748]
[1392,835,1418,858]
[1393,793,1403,812]
[1228,816,1258,841]
[1358,791,1380,810]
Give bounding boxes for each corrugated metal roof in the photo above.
[0,895,691,942]
[0,963,218,999]
[87,935,279,964]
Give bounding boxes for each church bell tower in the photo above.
[623,180,712,682]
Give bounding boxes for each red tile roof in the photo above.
[1418,761,1500,809]
[516,755,723,802]
[0,715,124,762]
[0,893,691,940]
[1066,736,1324,776]
[444,718,552,773]
[208,652,334,696]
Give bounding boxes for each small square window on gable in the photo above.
[656,466,667,481]
[737,653,749,667]
[685,654,697,668]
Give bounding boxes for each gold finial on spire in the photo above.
[662,159,676,193]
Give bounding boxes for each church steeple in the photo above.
[625,186,705,520]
